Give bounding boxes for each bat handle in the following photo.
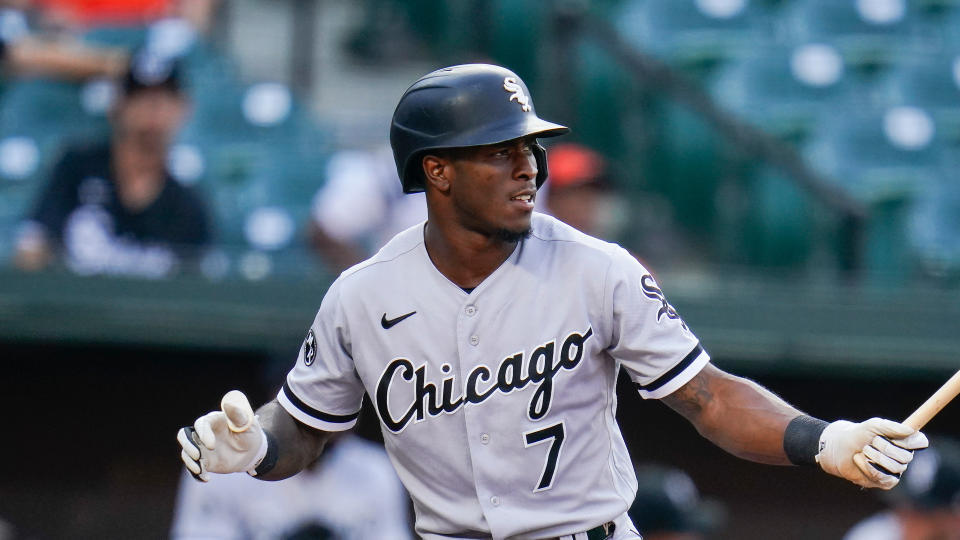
[902,369,960,431]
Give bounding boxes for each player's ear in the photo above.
[422,154,451,192]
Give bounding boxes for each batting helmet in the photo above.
[390,64,570,193]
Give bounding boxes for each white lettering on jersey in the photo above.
[376,327,593,433]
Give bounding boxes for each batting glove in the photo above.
[816,418,928,489]
[177,390,268,482]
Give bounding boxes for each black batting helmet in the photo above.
[390,64,570,193]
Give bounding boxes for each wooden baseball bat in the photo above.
[852,369,960,480]
[902,368,960,430]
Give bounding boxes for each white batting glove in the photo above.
[816,418,928,489]
[177,390,268,482]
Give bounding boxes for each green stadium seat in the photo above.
[0,79,107,155]
[907,167,960,278]
[738,165,817,268]
[709,45,853,142]
[938,3,960,47]
[782,0,930,76]
[873,52,960,145]
[803,104,945,282]
[485,0,547,85]
[614,0,778,75]
[80,25,148,48]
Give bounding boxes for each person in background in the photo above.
[34,0,220,31]
[171,431,413,540]
[14,50,210,277]
[307,145,426,272]
[845,436,960,540]
[539,142,613,237]
[0,0,127,79]
[628,464,724,540]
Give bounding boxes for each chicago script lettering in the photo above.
[376,327,594,432]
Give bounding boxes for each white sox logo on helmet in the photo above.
[503,76,531,112]
[375,327,593,433]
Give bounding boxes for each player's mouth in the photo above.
[509,190,535,210]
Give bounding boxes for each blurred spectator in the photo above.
[628,464,724,540]
[13,50,210,277]
[0,1,127,79]
[308,145,426,272]
[171,432,413,540]
[538,142,614,237]
[844,436,960,540]
[34,0,219,31]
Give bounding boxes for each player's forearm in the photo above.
[662,364,802,465]
[254,399,332,480]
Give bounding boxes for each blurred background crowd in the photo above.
[0,0,958,539]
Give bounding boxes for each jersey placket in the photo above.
[455,294,509,537]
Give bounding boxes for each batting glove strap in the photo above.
[245,426,270,475]
[250,429,278,477]
[783,414,829,466]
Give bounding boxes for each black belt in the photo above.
[552,520,615,540]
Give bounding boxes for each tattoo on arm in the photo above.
[661,366,715,421]
[658,363,802,465]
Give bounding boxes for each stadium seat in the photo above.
[485,0,546,87]
[938,2,960,47]
[803,104,946,281]
[907,166,960,279]
[0,79,106,156]
[613,0,778,75]
[80,25,148,49]
[873,52,960,145]
[738,165,817,268]
[781,0,930,76]
[709,44,853,142]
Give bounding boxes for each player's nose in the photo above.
[513,150,538,183]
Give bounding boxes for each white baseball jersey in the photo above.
[279,212,709,540]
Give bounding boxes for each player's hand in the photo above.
[177,390,268,482]
[816,418,928,489]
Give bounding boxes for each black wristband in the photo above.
[254,429,279,477]
[783,414,829,466]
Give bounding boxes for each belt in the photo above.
[554,521,615,540]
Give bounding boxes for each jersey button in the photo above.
[480,433,490,444]
[465,305,476,316]
[469,335,479,346]
[490,496,500,506]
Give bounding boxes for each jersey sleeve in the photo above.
[278,279,366,431]
[604,247,710,399]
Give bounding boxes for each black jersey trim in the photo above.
[281,381,360,423]
[635,343,704,393]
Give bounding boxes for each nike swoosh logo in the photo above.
[381,311,416,329]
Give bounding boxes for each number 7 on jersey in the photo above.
[523,421,565,492]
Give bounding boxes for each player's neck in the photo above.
[423,220,517,289]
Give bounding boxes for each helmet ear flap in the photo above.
[533,143,549,189]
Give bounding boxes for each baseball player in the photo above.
[178,64,929,540]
